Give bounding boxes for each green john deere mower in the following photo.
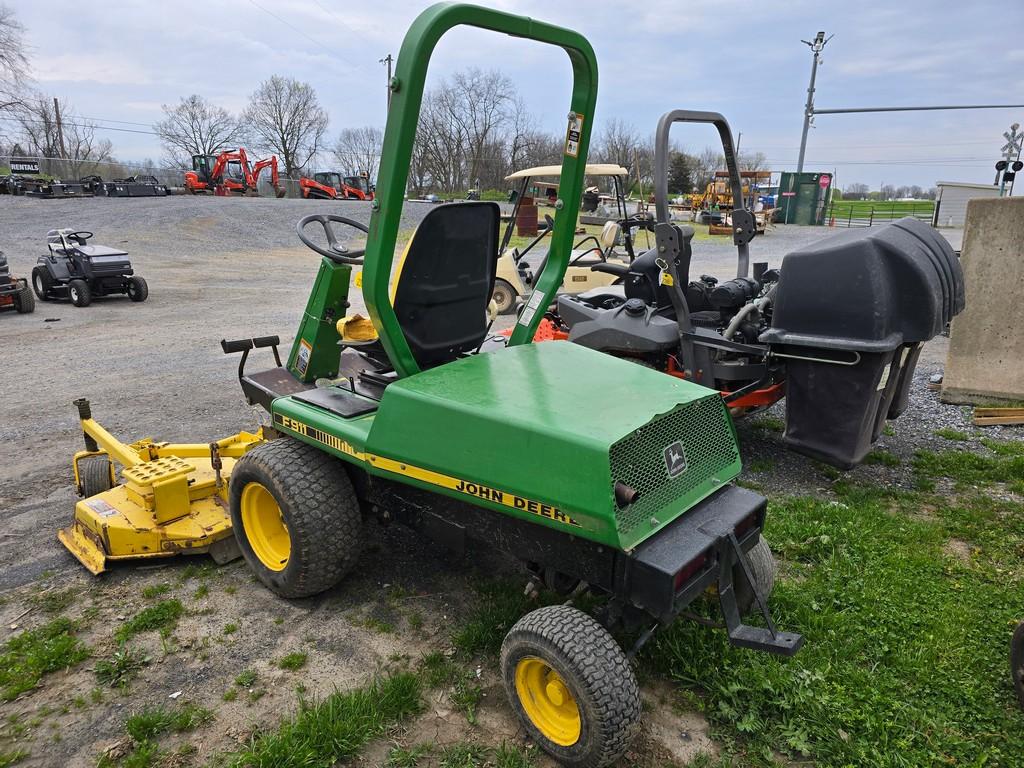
[76,5,800,765]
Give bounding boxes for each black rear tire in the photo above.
[31,267,52,301]
[229,438,362,598]
[69,279,91,307]
[127,276,148,302]
[734,535,776,616]
[79,455,113,497]
[501,605,641,768]
[13,283,34,314]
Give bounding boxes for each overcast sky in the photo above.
[8,0,1023,190]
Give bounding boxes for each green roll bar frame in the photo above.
[362,2,599,378]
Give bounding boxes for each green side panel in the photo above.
[362,3,600,378]
[271,396,375,458]
[287,258,352,382]
[364,342,741,550]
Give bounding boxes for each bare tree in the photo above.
[154,95,243,168]
[845,182,869,200]
[737,150,767,172]
[16,95,114,177]
[244,76,328,178]
[332,126,382,177]
[691,147,721,190]
[449,68,514,185]
[415,82,467,192]
[594,118,642,180]
[0,4,29,112]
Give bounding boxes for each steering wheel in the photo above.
[69,231,93,243]
[295,214,369,264]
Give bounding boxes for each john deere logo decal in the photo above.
[664,441,688,478]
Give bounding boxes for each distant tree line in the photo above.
[840,182,937,201]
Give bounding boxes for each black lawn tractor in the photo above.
[0,251,35,315]
[552,109,965,469]
[32,229,148,307]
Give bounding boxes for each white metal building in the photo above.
[932,182,1001,228]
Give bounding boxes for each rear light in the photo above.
[734,511,758,539]
[673,551,708,592]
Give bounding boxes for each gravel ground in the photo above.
[0,195,1016,767]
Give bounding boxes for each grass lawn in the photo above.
[641,439,1024,766]
[828,199,935,222]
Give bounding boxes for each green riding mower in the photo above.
[221,7,800,765]
[66,6,801,766]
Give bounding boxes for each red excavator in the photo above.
[298,171,374,201]
[184,149,286,197]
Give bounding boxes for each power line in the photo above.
[244,0,362,70]
[0,115,158,135]
[79,116,154,127]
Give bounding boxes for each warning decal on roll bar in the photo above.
[564,112,583,157]
[518,290,545,328]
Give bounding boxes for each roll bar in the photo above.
[653,110,754,278]
[361,2,600,377]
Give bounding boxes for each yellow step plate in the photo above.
[122,456,195,486]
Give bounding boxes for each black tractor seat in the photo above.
[392,201,500,369]
[575,284,626,308]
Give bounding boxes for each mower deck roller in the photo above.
[59,398,264,574]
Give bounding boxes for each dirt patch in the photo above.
[640,681,717,764]
[943,538,973,565]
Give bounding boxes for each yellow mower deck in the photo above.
[59,400,264,574]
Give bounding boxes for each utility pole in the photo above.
[53,97,67,160]
[380,54,394,112]
[796,31,830,175]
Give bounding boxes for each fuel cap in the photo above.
[624,298,646,316]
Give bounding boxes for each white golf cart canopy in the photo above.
[505,163,628,181]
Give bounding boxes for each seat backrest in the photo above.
[599,220,620,250]
[392,202,500,369]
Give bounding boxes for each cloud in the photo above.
[33,53,154,86]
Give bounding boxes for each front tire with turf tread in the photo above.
[69,279,91,307]
[230,438,361,598]
[79,455,112,497]
[734,535,776,616]
[127,275,148,302]
[13,283,34,313]
[501,604,641,768]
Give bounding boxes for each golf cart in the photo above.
[553,110,965,469]
[32,229,148,307]
[0,251,34,315]
[493,164,645,314]
[66,8,799,766]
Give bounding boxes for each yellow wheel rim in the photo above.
[240,482,290,571]
[514,657,581,746]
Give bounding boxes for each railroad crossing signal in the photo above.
[996,123,1022,195]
